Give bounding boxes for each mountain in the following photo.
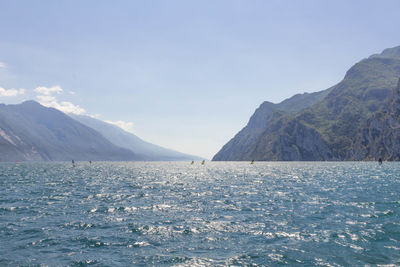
[0,101,140,161]
[69,114,202,161]
[352,78,400,160]
[213,86,333,160]
[213,46,400,161]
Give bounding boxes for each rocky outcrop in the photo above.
[351,78,400,160]
[252,119,333,161]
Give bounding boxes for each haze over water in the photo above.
[1,162,400,266]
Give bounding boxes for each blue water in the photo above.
[1,162,400,266]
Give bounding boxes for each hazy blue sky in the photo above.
[1,0,400,159]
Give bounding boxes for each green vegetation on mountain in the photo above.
[352,78,400,160]
[213,46,400,161]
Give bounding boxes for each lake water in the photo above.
[1,161,400,266]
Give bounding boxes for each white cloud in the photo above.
[34,85,63,95]
[0,62,6,68]
[105,120,135,133]
[33,85,134,130]
[57,101,86,115]
[88,114,100,118]
[0,87,25,97]
[36,94,86,115]
[35,86,85,115]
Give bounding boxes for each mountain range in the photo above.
[213,46,400,161]
[0,101,199,162]
[3,46,400,162]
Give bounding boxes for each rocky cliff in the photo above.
[213,46,400,161]
[213,89,332,160]
[351,78,400,160]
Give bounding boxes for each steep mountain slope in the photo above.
[0,101,140,161]
[213,46,400,161]
[213,83,332,160]
[70,114,202,161]
[352,78,400,160]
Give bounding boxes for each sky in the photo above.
[1,0,400,159]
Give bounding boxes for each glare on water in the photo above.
[1,161,400,266]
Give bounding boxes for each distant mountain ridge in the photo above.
[0,101,202,162]
[213,46,400,161]
[70,114,202,161]
[0,101,139,161]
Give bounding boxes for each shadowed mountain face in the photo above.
[213,46,400,161]
[0,101,140,162]
[70,114,202,161]
[352,78,400,160]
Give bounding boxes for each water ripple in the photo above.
[1,161,400,266]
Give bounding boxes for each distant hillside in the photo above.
[0,101,140,161]
[213,46,400,161]
[70,114,202,161]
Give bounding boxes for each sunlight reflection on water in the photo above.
[1,161,400,266]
